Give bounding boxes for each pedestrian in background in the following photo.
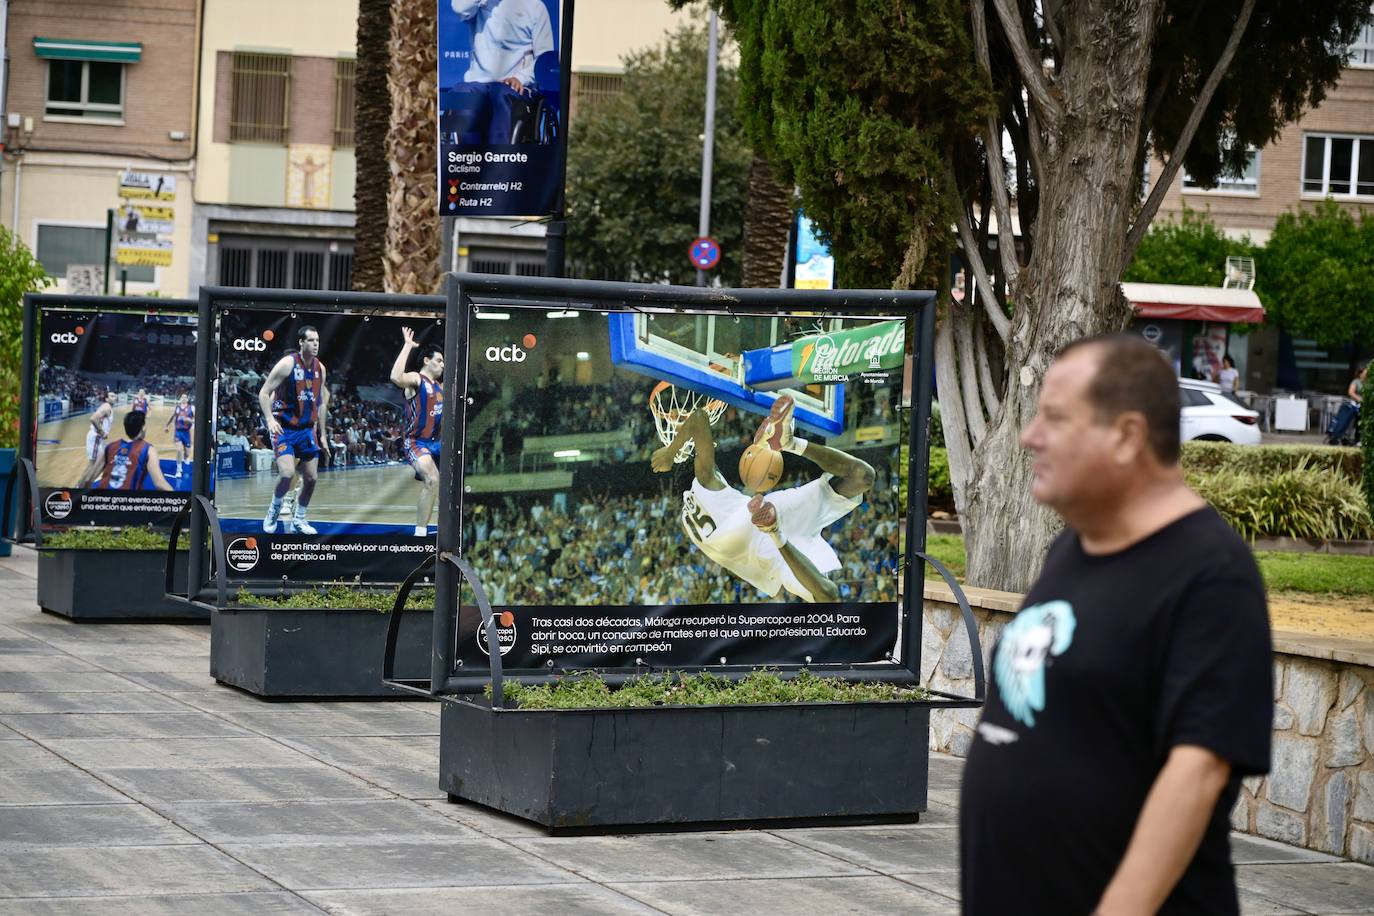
[959,335,1272,915]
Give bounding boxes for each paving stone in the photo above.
[0,672,147,693]
[773,824,959,874]
[0,655,99,673]
[94,654,211,674]
[303,884,655,915]
[0,637,65,655]
[217,708,440,738]
[44,737,317,770]
[275,736,441,797]
[610,875,961,915]
[0,804,195,848]
[99,766,391,806]
[1235,862,1374,913]
[0,741,76,771]
[509,833,868,883]
[0,769,129,806]
[221,839,573,891]
[119,672,221,692]
[419,798,550,838]
[1230,833,1343,865]
[0,845,273,897]
[0,713,254,741]
[161,799,477,845]
[0,892,326,915]
[1235,891,1314,915]
[0,692,192,715]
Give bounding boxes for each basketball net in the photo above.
[649,381,725,463]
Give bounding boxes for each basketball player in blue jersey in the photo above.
[258,325,331,534]
[391,327,445,536]
[163,393,194,479]
[80,411,173,491]
[130,388,150,416]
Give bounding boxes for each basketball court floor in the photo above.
[215,461,424,532]
[37,405,189,489]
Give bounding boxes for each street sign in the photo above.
[689,236,721,271]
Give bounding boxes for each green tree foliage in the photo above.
[566,23,751,285]
[1259,199,1374,347]
[1125,206,1257,287]
[0,226,53,449]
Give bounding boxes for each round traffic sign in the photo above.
[689,236,721,271]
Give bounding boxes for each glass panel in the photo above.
[1358,139,1374,196]
[1330,138,1353,195]
[87,62,122,105]
[47,61,82,103]
[35,225,104,277]
[1304,136,1325,187]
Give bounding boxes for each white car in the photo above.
[1179,379,1261,445]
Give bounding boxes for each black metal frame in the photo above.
[7,293,197,547]
[169,286,446,608]
[382,273,983,707]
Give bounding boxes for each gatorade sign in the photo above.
[792,320,905,384]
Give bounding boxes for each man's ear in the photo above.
[1112,410,1151,464]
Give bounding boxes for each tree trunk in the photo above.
[740,156,792,287]
[351,0,391,293]
[384,0,441,295]
[962,0,1161,593]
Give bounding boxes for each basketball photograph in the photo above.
[459,308,908,611]
[36,310,197,498]
[213,308,445,538]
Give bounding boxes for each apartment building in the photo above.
[1145,24,1374,393]
[0,0,199,295]
[190,0,358,292]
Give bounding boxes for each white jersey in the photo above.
[86,409,113,460]
[680,476,855,602]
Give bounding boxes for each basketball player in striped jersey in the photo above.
[651,394,874,603]
[163,393,194,479]
[258,325,330,534]
[78,391,118,487]
[80,411,173,491]
[130,388,150,416]
[391,327,444,536]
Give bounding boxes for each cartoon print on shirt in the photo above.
[993,600,1077,728]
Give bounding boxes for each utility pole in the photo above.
[695,10,718,287]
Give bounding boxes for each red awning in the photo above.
[1122,282,1265,324]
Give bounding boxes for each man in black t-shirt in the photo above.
[959,335,1272,916]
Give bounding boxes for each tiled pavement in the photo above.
[0,548,1371,914]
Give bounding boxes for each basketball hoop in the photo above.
[649,381,725,463]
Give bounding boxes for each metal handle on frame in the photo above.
[382,552,437,697]
[2,458,41,547]
[165,495,228,607]
[436,552,505,707]
[915,551,986,704]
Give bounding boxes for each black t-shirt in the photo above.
[959,507,1272,916]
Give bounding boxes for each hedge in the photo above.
[1188,467,1372,542]
[1181,441,1360,481]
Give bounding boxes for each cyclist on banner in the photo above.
[390,327,445,537]
[258,325,331,535]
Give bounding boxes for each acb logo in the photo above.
[233,338,267,351]
[485,333,537,363]
[49,332,80,344]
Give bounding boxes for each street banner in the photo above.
[791,319,906,384]
[115,238,174,267]
[213,305,446,582]
[118,171,176,201]
[793,212,835,290]
[437,0,564,217]
[35,308,198,529]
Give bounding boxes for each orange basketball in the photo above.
[262,329,274,342]
[522,333,537,348]
[499,611,515,627]
[739,443,784,493]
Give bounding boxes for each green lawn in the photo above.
[920,534,1374,597]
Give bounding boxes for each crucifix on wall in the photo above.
[287,144,333,209]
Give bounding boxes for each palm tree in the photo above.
[383,0,442,294]
[351,0,390,292]
[740,156,792,287]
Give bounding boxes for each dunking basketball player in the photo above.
[80,411,173,491]
[163,393,194,480]
[78,391,118,486]
[258,325,330,534]
[390,327,444,537]
[651,394,874,603]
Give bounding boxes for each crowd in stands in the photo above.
[215,385,405,465]
[461,466,901,607]
[38,362,193,415]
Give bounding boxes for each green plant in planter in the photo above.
[496,669,932,710]
[42,526,190,550]
[236,583,435,612]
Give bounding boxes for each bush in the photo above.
[42,527,188,550]
[499,670,931,710]
[1363,398,1374,520]
[0,226,53,449]
[897,444,950,508]
[1181,441,1360,481]
[1189,466,1372,541]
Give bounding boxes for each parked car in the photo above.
[1179,379,1261,445]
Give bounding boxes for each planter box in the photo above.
[38,549,202,622]
[440,695,933,833]
[211,605,433,699]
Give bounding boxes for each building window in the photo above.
[45,60,124,120]
[230,52,291,144]
[36,224,153,282]
[570,71,623,121]
[333,58,356,148]
[1350,15,1374,67]
[1303,133,1374,197]
[216,235,353,290]
[1182,149,1260,194]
